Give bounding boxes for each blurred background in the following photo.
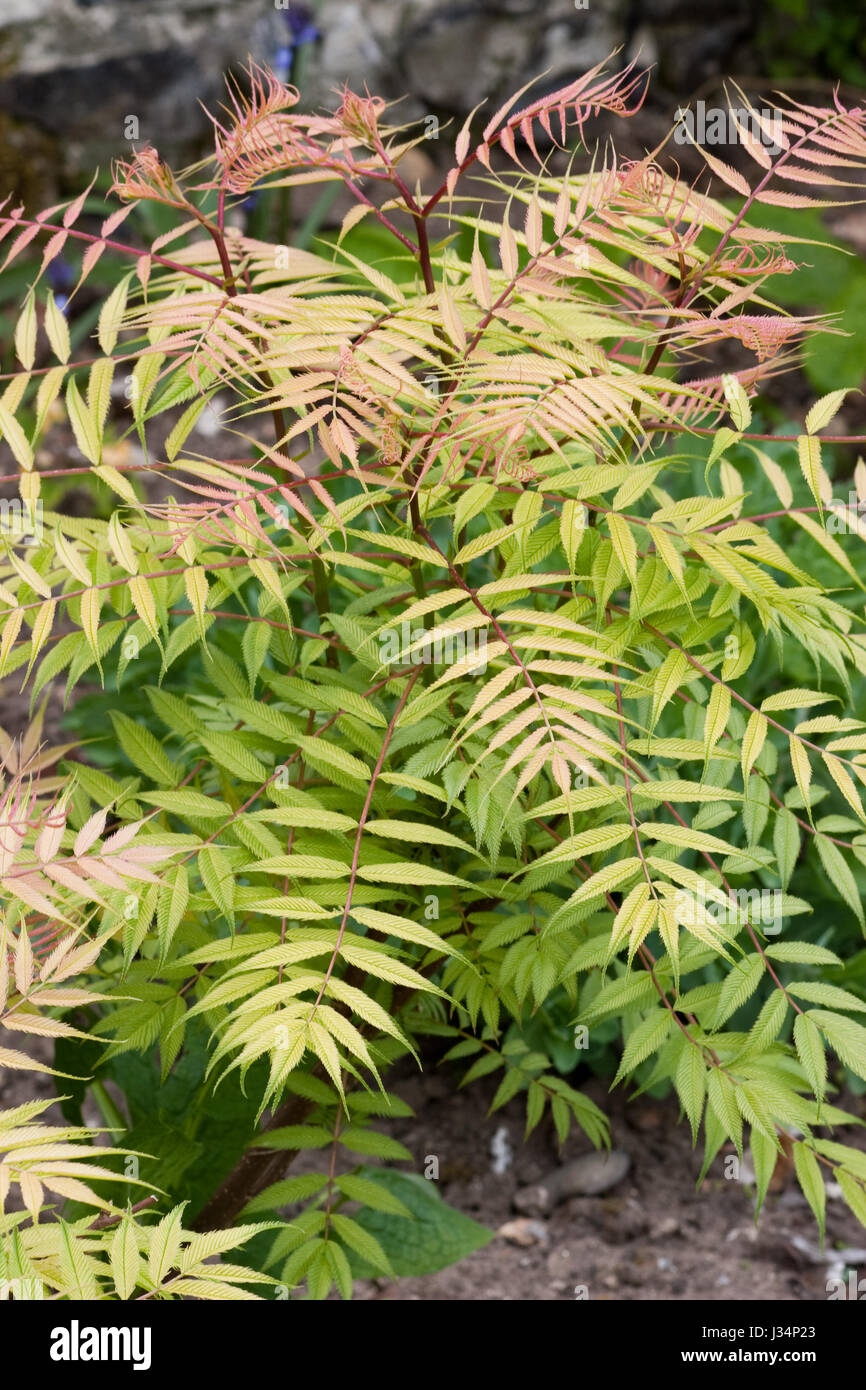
[3,0,866,460]
[1,0,864,206]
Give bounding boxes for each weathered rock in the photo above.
[553,1148,632,1197]
[498,1217,549,1247]
[786,1234,866,1267]
[650,1215,680,1241]
[514,1148,631,1213]
[656,17,752,91]
[400,9,537,114]
[0,0,761,198]
[513,1181,553,1217]
[0,0,624,173]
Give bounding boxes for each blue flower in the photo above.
[47,257,74,292]
[274,4,320,80]
[47,258,74,313]
[283,5,319,45]
[274,43,295,82]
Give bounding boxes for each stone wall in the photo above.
[0,0,757,200]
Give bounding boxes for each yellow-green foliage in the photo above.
[2,58,866,1299]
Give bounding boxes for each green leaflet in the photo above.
[110,711,181,787]
[198,846,236,925]
[815,835,865,926]
[794,1014,827,1104]
[143,790,233,820]
[808,1010,866,1084]
[343,1168,493,1278]
[714,953,765,1026]
[200,733,270,785]
[614,1010,672,1083]
[773,807,800,889]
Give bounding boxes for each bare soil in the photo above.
[4,1025,866,1301]
[345,1061,866,1302]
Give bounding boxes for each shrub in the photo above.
[2,56,866,1300]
